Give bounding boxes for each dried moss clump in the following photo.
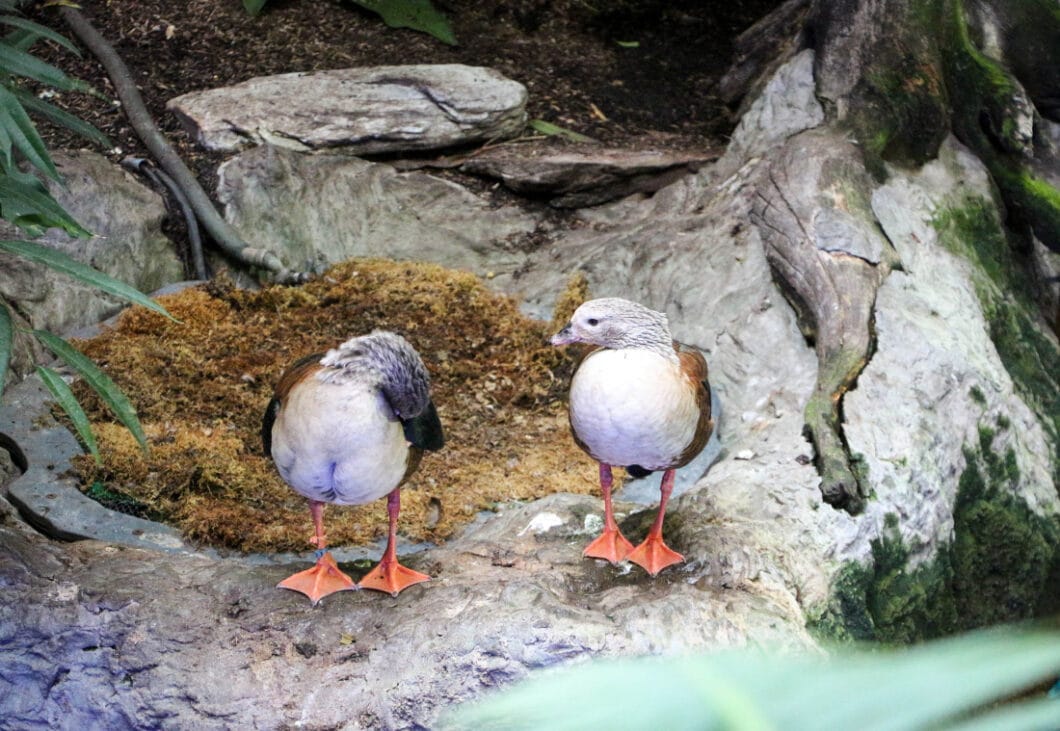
[71,259,602,553]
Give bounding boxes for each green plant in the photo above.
[0,1,172,463]
[243,0,457,46]
[528,119,595,143]
[443,626,1060,730]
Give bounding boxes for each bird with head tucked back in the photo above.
[551,297,713,576]
[262,330,444,603]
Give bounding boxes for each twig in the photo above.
[60,7,309,284]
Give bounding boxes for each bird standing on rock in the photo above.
[262,331,444,603]
[551,297,713,576]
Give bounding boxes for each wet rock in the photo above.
[168,65,528,155]
[846,136,1060,557]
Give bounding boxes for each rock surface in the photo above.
[459,145,718,208]
[0,450,816,731]
[167,65,528,155]
[217,144,540,276]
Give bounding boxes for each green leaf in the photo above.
[13,88,111,148]
[242,0,268,16]
[615,40,640,48]
[0,239,175,319]
[0,15,81,54]
[443,628,1060,731]
[0,40,86,91]
[5,27,43,52]
[36,363,101,465]
[354,0,457,46]
[0,84,59,179]
[0,169,90,237]
[528,119,596,143]
[32,329,149,454]
[0,301,10,395]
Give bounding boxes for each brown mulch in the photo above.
[71,260,603,553]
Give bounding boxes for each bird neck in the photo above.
[318,340,431,420]
[609,331,677,359]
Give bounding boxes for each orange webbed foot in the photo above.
[583,528,634,564]
[278,551,357,605]
[358,559,430,597]
[626,535,684,577]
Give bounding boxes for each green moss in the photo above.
[943,0,1060,250]
[951,448,1056,627]
[86,480,160,520]
[969,385,986,405]
[935,200,1060,486]
[811,432,1060,643]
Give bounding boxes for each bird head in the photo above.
[550,297,672,351]
[319,331,432,419]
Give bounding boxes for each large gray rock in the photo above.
[847,137,1060,559]
[0,406,816,730]
[0,151,185,381]
[217,144,539,275]
[168,65,528,155]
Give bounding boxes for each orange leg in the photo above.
[278,500,357,605]
[583,463,634,564]
[626,469,685,576]
[358,488,431,596]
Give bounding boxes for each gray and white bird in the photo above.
[551,297,713,576]
[262,331,444,602]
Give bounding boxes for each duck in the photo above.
[551,297,713,576]
[261,330,444,603]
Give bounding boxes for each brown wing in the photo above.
[261,352,323,458]
[274,352,325,401]
[674,341,713,467]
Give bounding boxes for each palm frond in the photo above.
[36,364,101,464]
[32,329,149,454]
[0,239,174,319]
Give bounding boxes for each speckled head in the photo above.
[318,330,432,419]
[550,297,673,353]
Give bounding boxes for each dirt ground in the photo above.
[28,0,781,185]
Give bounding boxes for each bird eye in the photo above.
[587,318,599,326]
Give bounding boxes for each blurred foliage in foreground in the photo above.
[443,626,1060,731]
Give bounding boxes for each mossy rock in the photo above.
[810,427,1060,643]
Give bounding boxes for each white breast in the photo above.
[270,378,408,505]
[569,349,699,470]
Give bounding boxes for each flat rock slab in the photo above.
[459,145,718,207]
[167,64,528,154]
